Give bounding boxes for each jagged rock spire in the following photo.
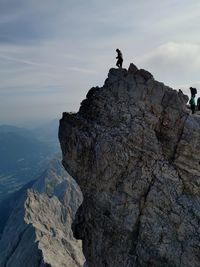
[59,64,200,267]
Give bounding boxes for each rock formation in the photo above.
[59,64,200,267]
[0,157,85,267]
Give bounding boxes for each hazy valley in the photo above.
[0,121,59,202]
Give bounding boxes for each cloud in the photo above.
[0,54,54,67]
[69,67,97,74]
[138,42,200,86]
[1,0,200,124]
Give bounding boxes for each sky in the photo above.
[1,0,200,126]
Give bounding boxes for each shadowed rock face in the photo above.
[59,64,200,267]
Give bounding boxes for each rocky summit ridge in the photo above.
[59,63,200,267]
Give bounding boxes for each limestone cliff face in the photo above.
[0,158,85,267]
[59,64,200,267]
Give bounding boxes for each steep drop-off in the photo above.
[59,64,200,267]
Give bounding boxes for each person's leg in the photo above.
[119,59,123,68]
[192,105,195,114]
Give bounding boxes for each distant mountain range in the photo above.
[0,121,60,202]
[0,157,85,267]
[0,121,85,266]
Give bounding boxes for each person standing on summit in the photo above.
[189,87,197,114]
[190,87,197,97]
[197,97,200,111]
[189,95,196,114]
[116,49,123,68]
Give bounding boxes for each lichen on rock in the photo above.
[59,64,200,267]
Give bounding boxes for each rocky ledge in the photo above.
[59,64,200,267]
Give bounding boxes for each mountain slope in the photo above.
[0,157,85,267]
[0,125,58,201]
[0,179,35,239]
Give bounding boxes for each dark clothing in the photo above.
[116,50,123,68]
[197,97,200,111]
[190,97,196,114]
[190,87,197,97]
[191,104,195,114]
[116,58,123,68]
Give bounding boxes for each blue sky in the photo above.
[1,0,200,125]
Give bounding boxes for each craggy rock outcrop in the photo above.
[59,63,200,267]
[0,158,85,267]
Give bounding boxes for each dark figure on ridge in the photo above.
[116,49,123,68]
[197,97,200,111]
[189,95,196,114]
[189,87,197,114]
[190,86,197,97]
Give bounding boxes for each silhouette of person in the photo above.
[116,49,123,68]
[190,87,197,97]
[197,97,200,111]
[189,95,196,114]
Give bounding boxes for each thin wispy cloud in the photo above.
[69,67,97,74]
[0,54,54,67]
